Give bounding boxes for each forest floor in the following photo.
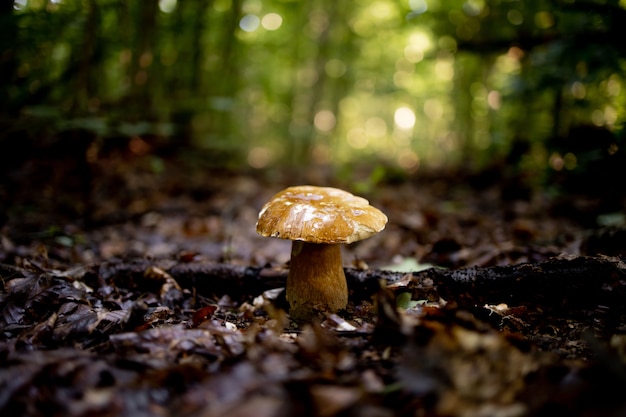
[1,146,626,417]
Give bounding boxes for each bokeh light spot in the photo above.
[261,13,283,31]
[14,0,27,10]
[314,110,336,132]
[347,128,369,149]
[591,109,605,127]
[159,0,177,14]
[571,81,586,99]
[604,106,618,125]
[607,75,621,96]
[397,149,420,172]
[564,153,577,170]
[395,107,416,129]
[463,0,484,16]
[248,146,273,169]
[549,152,564,171]
[435,52,455,80]
[507,9,523,25]
[297,67,319,87]
[534,11,554,29]
[240,14,260,32]
[409,0,428,15]
[409,32,432,52]
[404,45,424,63]
[325,59,346,78]
[365,117,387,138]
[393,70,413,88]
[487,90,501,110]
[424,99,444,120]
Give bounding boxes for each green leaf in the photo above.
[380,257,433,272]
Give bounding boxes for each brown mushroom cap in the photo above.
[256,185,388,244]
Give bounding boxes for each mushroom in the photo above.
[256,185,388,320]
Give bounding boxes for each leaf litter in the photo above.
[1,168,626,416]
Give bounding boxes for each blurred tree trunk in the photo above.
[74,0,100,115]
[311,1,358,166]
[129,0,159,120]
[454,55,479,170]
[217,0,241,93]
[325,1,357,133]
[204,0,242,145]
[281,0,310,169]
[169,1,210,97]
[0,0,18,116]
[189,1,209,93]
[288,0,339,168]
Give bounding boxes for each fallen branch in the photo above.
[3,255,624,312]
[87,255,626,312]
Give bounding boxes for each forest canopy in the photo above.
[1,0,625,182]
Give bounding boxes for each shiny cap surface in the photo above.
[256,185,387,244]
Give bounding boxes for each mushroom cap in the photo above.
[256,185,388,244]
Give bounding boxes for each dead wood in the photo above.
[416,255,626,312]
[3,255,624,312]
[83,255,626,311]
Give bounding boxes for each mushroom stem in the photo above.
[286,241,348,320]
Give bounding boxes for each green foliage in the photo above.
[1,0,625,182]
[396,292,427,310]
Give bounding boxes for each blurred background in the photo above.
[0,0,625,231]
